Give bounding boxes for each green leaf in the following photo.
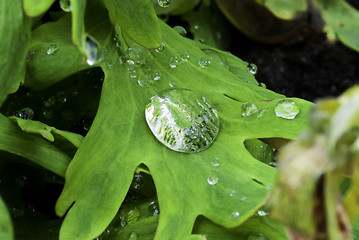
[56,20,312,240]
[103,0,162,48]
[69,0,86,49]
[23,0,56,17]
[9,117,83,147]
[0,0,30,106]
[24,15,89,90]
[0,113,70,177]
[260,0,307,20]
[0,195,13,240]
[313,0,359,52]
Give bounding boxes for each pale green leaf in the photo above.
[23,0,56,17]
[55,20,312,240]
[261,0,307,20]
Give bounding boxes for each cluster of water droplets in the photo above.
[145,88,220,153]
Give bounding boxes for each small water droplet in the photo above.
[84,37,100,66]
[207,175,218,185]
[268,161,277,167]
[14,175,27,188]
[60,0,71,12]
[202,49,229,69]
[211,158,220,167]
[119,207,141,227]
[26,51,35,62]
[241,102,258,117]
[128,65,138,79]
[169,56,179,68]
[146,68,161,81]
[47,44,58,55]
[240,195,247,201]
[257,210,268,216]
[247,63,258,74]
[155,43,165,53]
[43,96,56,107]
[148,201,160,216]
[231,211,240,221]
[14,108,34,120]
[169,80,177,87]
[199,57,211,68]
[128,232,138,240]
[229,189,236,197]
[194,25,199,30]
[173,26,187,37]
[145,89,220,153]
[257,109,266,118]
[137,78,151,87]
[158,0,172,7]
[260,83,266,88]
[275,100,300,119]
[180,52,190,61]
[58,95,67,104]
[125,43,148,65]
[131,174,144,190]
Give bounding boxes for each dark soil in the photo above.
[230,30,359,102]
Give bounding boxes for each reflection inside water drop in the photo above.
[275,100,300,119]
[145,89,220,153]
[207,175,218,185]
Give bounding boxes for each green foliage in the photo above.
[0,0,30,106]
[0,195,13,240]
[23,0,56,17]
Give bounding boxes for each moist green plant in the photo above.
[0,0,358,240]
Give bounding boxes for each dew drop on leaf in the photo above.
[157,0,172,8]
[275,100,300,119]
[84,37,100,66]
[199,57,211,68]
[230,211,240,221]
[148,201,160,216]
[145,89,220,153]
[207,175,218,185]
[127,65,138,79]
[169,56,179,68]
[211,157,220,167]
[173,26,187,37]
[43,96,56,107]
[202,49,229,69]
[229,189,236,197]
[46,44,58,55]
[247,63,258,74]
[60,0,71,12]
[42,110,54,119]
[169,80,177,87]
[145,68,161,81]
[125,43,148,65]
[180,52,190,61]
[15,108,34,120]
[241,102,258,117]
[128,232,138,240]
[154,43,165,53]
[257,210,268,216]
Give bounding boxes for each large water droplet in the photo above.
[173,26,187,37]
[145,89,220,153]
[207,175,218,185]
[84,37,100,66]
[47,44,58,55]
[202,49,229,69]
[148,201,160,216]
[15,108,34,120]
[199,57,211,68]
[241,102,258,117]
[275,100,300,119]
[158,0,172,7]
[247,63,258,74]
[60,0,71,12]
[169,56,179,68]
